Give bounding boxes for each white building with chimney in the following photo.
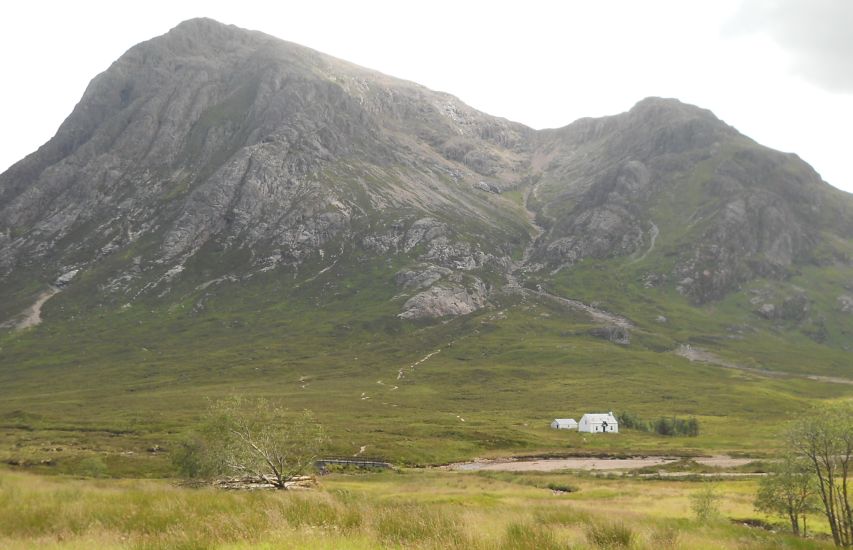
[578,412,618,433]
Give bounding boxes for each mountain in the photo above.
[532,98,853,303]
[0,19,851,466]
[0,18,535,322]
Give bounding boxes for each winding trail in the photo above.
[675,344,853,386]
[12,286,61,330]
[533,288,634,329]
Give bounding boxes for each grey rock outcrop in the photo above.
[756,303,777,320]
[0,18,850,329]
[398,278,488,320]
[0,18,530,315]
[395,264,452,292]
[528,98,852,304]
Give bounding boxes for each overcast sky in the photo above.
[2,0,851,192]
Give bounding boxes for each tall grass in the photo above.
[0,469,839,549]
[584,521,635,549]
[499,522,563,550]
[374,503,468,548]
[647,524,680,549]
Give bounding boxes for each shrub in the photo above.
[616,411,649,432]
[175,397,327,488]
[171,438,207,479]
[690,485,721,522]
[653,417,674,436]
[617,412,699,436]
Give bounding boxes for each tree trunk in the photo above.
[790,512,800,536]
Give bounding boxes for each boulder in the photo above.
[398,279,487,319]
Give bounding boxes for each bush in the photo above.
[653,416,699,437]
[174,397,327,487]
[171,438,207,478]
[617,412,699,436]
[616,411,650,431]
[690,485,721,522]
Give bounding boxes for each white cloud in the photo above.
[726,0,853,93]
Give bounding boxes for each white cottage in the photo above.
[578,412,618,433]
[550,418,578,430]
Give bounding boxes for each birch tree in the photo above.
[787,402,853,547]
[754,453,818,536]
[177,396,327,488]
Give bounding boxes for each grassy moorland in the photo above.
[0,247,850,549]
[1,251,851,474]
[0,467,835,549]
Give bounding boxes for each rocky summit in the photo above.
[0,20,851,459]
[2,19,850,322]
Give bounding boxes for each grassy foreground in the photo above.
[0,467,832,549]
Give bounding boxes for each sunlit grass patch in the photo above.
[373,502,468,548]
[584,520,636,549]
[0,452,841,549]
[499,522,563,550]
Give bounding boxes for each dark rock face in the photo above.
[0,18,851,323]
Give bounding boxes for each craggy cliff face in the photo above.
[0,18,851,326]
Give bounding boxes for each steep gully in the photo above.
[505,181,634,329]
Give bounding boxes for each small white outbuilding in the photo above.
[578,412,618,433]
[550,418,578,430]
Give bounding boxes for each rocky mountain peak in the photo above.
[0,19,850,330]
[628,96,720,123]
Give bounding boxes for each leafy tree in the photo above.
[174,396,327,488]
[616,411,649,432]
[754,453,818,536]
[787,402,853,547]
[653,417,674,436]
[616,412,698,436]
